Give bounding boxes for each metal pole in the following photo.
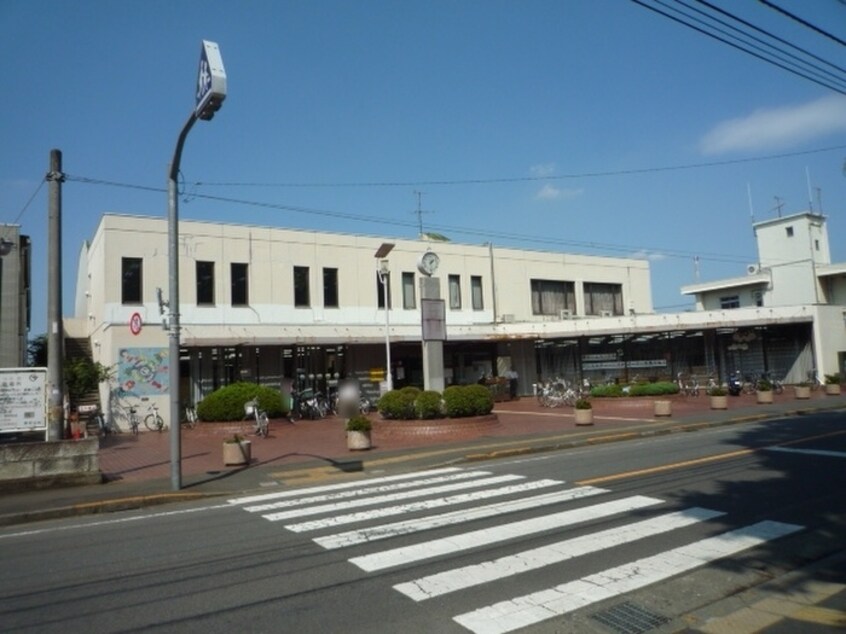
[168,113,197,491]
[382,271,393,391]
[46,149,64,441]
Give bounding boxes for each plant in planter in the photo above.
[794,381,811,399]
[756,378,774,404]
[223,434,251,466]
[573,398,593,426]
[708,385,728,409]
[824,374,842,395]
[346,414,373,450]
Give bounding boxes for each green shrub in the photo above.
[377,387,418,419]
[590,383,624,398]
[756,379,772,391]
[196,382,284,422]
[415,390,444,419]
[627,381,679,397]
[443,384,493,417]
[708,386,727,396]
[575,398,592,409]
[345,414,372,432]
[825,373,841,385]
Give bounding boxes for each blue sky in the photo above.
[3,0,845,337]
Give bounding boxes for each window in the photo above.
[196,261,215,305]
[448,275,462,309]
[377,271,392,308]
[294,266,310,307]
[583,282,623,316]
[323,267,339,308]
[531,279,574,315]
[720,295,740,309]
[753,290,763,307]
[471,275,484,310]
[402,272,416,309]
[231,263,248,306]
[121,257,142,304]
[815,239,820,251]
[786,226,794,237]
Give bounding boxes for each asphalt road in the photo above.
[1,411,844,633]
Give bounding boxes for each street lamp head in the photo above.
[374,242,395,259]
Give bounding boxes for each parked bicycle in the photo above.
[141,398,165,432]
[677,372,700,397]
[760,371,784,394]
[244,398,269,438]
[182,405,198,429]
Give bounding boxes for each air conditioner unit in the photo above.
[746,264,760,275]
[599,310,613,317]
[559,309,572,319]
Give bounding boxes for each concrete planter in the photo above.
[756,390,774,404]
[794,385,811,400]
[573,408,594,426]
[825,383,841,396]
[347,430,372,450]
[654,400,672,417]
[709,395,728,410]
[223,440,251,466]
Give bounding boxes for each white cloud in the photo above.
[534,184,583,201]
[530,163,556,177]
[700,95,846,155]
[630,249,667,262]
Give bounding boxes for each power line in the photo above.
[758,0,846,48]
[190,144,846,190]
[630,0,846,95]
[1,178,45,241]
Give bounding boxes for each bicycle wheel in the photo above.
[145,413,165,432]
[257,412,269,437]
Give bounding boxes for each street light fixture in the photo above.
[375,243,394,392]
[166,40,227,491]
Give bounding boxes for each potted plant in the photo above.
[654,398,672,417]
[573,398,593,426]
[756,378,774,404]
[708,385,728,410]
[346,414,373,450]
[223,434,251,466]
[825,374,842,396]
[794,381,811,400]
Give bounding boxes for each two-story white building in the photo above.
[67,211,845,430]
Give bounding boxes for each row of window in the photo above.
[120,258,485,310]
[531,279,625,316]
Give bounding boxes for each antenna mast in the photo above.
[772,196,785,218]
[413,190,433,238]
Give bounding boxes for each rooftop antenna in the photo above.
[805,167,814,212]
[413,190,434,238]
[693,255,700,281]
[815,187,823,213]
[746,183,755,222]
[772,196,785,218]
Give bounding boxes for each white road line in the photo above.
[765,447,846,459]
[243,470,495,513]
[453,520,803,634]
[395,507,724,601]
[262,474,526,522]
[313,486,606,548]
[349,494,663,572]
[227,467,463,505]
[288,479,565,533]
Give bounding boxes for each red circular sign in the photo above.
[129,312,143,335]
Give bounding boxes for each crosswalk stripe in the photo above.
[453,520,803,634]
[311,485,607,547]
[349,494,663,572]
[227,467,463,505]
[262,474,526,522]
[244,470,497,513]
[288,479,565,533]
[395,507,724,601]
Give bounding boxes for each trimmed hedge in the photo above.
[626,381,679,397]
[590,383,624,398]
[377,384,492,420]
[196,382,285,422]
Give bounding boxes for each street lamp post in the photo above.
[375,243,395,392]
[167,40,226,491]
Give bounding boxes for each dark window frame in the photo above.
[231,262,248,306]
[196,261,215,306]
[294,266,310,308]
[122,257,143,304]
[402,271,416,309]
[323,267,339,308]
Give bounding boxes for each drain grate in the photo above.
[590,601,670,634]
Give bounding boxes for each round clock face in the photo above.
[417,251,440,276]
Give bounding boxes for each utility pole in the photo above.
[46,149,65,441]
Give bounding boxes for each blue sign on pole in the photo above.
[195,40,227,120]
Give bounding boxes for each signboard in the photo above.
[421,298,446,341]
[195,40,227,120]
[0,368,47,434]
[130,311,143,335]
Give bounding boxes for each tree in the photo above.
[27,334,48,367]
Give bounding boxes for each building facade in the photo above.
[69,212,845,430]
[0,224,31,368]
